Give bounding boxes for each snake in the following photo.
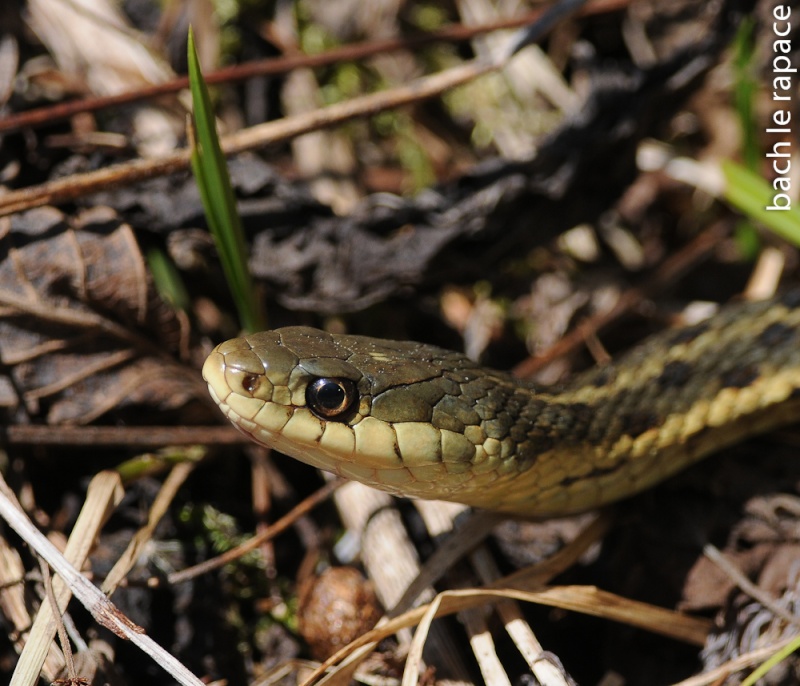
[202,291,800,517]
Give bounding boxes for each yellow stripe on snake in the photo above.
[203,291,800,517]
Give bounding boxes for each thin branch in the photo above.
[167,478,341,585]
[703,544,800,628]
[0,0,627,135]
[0,0,603,218]
[0,473,205,686]
[0,425,246,446]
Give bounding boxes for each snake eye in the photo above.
[306,378,357,419]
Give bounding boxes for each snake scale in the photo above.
[203,291,800,517]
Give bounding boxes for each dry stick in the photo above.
[0,0,629,135]
[102,461,197,594]
[703,544,800,628]
[512,223,727,378]
[472,547,573,686]
[38,560,77,682]
[670,636,798,686]
[0,0,598,218]
[402,594,445,686]
[305,585,711,686]
[388,511,503,615]
[325,485,470,685]
[0,472,205,686]
[316,514,605,686]
[166,478,342,585]
[1,425,246,447]
[10,472,123,686]
[0,59,494,217]
[302,514,633,686]
[0,537,58,670]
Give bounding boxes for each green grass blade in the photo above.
[732,18,758,171]
[147,248,190,311]
[741,634,800,686]
[721,160,800,247]
[187,27,265,333]
[730,17,760,257]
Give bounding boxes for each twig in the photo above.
[670,635,798,686]
[167,478,341,585]
[102,461,196,594]
[0,0,627,135]
[512,223,727,377]
[38,560,77,682]
[703,544,800,628]
[0,425,245,447]
[9,472,122,686]
[0,472,205,686]
[302,585,711,686]
[0,0,597,218]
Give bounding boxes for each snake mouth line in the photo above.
[216,402,260,443]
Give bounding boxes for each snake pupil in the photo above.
[307,378,357,419]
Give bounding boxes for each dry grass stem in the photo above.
[101,461,196,594]
[9,471,123,686]
[0,471,204,686]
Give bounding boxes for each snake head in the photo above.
[202,326,517,502]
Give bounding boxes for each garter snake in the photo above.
[203,291,800,517]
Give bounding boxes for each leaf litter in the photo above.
[0,206,202,424]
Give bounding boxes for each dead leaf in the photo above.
[0,206,202,424]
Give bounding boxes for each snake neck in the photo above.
[458,293,800,514]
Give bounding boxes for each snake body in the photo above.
[203,291,800,517]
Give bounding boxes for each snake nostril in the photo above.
[241,373,260,394]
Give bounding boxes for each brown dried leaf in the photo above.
[0,207,201,424]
